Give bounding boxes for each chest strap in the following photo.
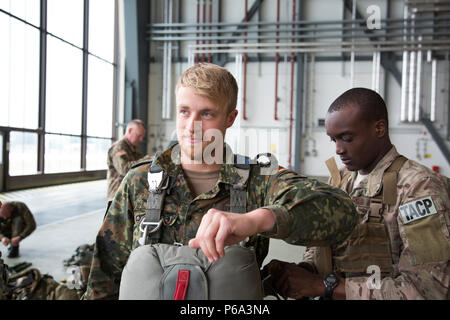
[139,159,252,246]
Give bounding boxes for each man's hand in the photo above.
[188,208,275,263]
[262,259,325,299]
[11,236,21,246]
[1,237,10,246]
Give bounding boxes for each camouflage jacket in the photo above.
[303,146,450,299]
[107,138,150,201]
[0,254,8,300]
[0,201,36,240]
[84,144,357,300]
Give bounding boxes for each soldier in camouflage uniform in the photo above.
[263,88,450,300]
[0,252,8,300]
[0,201,37,258]
[83,63,358,300]
[107,119,152,201]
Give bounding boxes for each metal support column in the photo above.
[123,0,150,152]
[294,0,304,174]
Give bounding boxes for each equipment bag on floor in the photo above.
[119,243,263,300]
[7,268,80,300]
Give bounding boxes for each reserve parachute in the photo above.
[119,243,263,300]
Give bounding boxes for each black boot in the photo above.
[7,245,19,258]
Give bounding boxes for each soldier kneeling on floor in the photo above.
[0,201,36,258]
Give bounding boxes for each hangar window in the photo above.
[0,0,117,191]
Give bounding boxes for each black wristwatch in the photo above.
[323,273,339,300]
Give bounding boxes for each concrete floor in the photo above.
[0,180,107,282]
[0,179,305,290]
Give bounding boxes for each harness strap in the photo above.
[231,159,251,247]
[382,156,407,206]
[173,269,190,300]
[229,154,251,214]
[325,157,341,187]
[139,162,170,246]
[231,166,250,213]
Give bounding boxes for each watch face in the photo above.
[324,274,338,286]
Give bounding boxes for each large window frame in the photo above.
[0,0,118,191]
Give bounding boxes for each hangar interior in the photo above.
[0,0,449,295]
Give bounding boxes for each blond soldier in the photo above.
[263,88,449,300]
[107,119,152,201]
[0,201,37,258]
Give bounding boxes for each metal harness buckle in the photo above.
[138,219,163,245]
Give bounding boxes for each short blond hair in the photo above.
[175,63,238,114]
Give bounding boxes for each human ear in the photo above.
[226,109,238,128]
[374,119,387,138]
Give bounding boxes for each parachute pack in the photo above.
[119,243,263,300]
[119,154,275,300]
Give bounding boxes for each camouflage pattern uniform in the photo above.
[107,137,151,201]
[303,146,450,299]
[0,253,8,300]
[0,201,36,241]
[84,144,358,300]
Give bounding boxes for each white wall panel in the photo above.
[147,0,450,177]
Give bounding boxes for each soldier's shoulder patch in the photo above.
[131,159,153,169]
[399,196,438,224]
[116,151,127,157]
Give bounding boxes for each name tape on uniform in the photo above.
[399,196,437,225]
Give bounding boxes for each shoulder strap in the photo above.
[230,156,251,214]
[369,155,407,219]
[139,162,170,246]
[231,161,251,247]
[131,159,153,169]
[325,157,341,187]
[381,156,407,206]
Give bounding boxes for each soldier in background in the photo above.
[263,88,450,300]
[83,63,358,300]
[0,201,37,258]
[107,119,152,201]
[0,252,7,300]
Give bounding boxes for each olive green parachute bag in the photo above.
[119,243,263,300]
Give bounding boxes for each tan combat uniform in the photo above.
[303,146,450,299]
[0,202,36,241]
[106,138,150,201]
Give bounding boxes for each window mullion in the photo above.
[38,0,47,173]
[81,0,89,170]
